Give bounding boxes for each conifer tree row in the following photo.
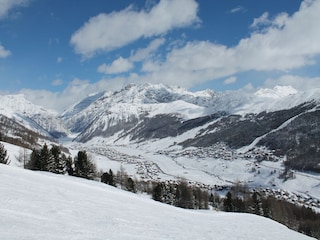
[25,144,97,180]
[151,179,209,210]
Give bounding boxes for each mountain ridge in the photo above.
[2,84,320,145]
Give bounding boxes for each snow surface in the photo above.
[1,142,31,168]
[0,164,314,240]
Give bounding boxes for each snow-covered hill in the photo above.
[0,164,314,240]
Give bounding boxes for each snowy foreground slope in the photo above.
[0,164,314,240]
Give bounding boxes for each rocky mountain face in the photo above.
[1,84,320,172]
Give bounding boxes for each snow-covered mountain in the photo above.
[61,84,219,142]
[59,84,320,143]
[2,83,320,156]
[60,83,216,132]
[3,84,319,144]
[0,94,69,138]
[2,83,320,155]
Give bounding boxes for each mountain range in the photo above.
[1,83,320,199]
[1,83,319,148]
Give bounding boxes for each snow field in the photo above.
[0,164,314,240]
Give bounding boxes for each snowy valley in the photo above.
[1,83,320,238]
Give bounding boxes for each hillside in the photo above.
[0,164,314,240]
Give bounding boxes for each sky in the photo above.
[1,0,320,112]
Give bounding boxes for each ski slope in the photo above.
[0,164,314,240]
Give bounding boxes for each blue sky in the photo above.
[1,0,320,112]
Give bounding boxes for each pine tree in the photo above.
[251,191,263,215]
[108,169,115,186]
[40,143,51,171]
[25,149,41,170]
[101,169,115,186]
[0,143,10,165]
[26,144,52,171]
[74,151,97,179]
[66,156,74,176]
[50,145,66,174]
[223,192,233,212]
[46,151,56,173]
[152,183,163,202]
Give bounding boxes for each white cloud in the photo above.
[130,38,165,62]
[264,75,320,91]
[251,12,289,30]
[21,79,93,113]
[51,79,63,86]
[250,12,270,29]
[224,76,237,85]
[0,0,30,19]
[0,42,11,58]
[20,77,130,113]
[57,57,63,64]
[70,0,199,58]
[98,38,165,75]
[138,0,320,87]
[97,57,134,74]
[229,6,247,14]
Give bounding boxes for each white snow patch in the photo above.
[0,164,314,240]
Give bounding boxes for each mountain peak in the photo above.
[254,85,298,99]
[0,93,55,116]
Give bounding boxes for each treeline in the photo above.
[100,166,136,193]
[219,183,320,239]
[101,170,210,210]
[25,143,97,180]
[99,167,320,238]
[100,172,320,239]
[152,180,209,209]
